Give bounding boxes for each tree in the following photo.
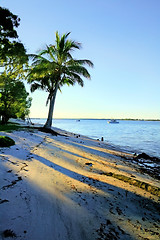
[0,7,28,92]
[27,31,93,129]
[0,6,26,62]
[0,7,30,124]
[0,71,32,124]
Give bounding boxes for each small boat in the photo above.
[107,119,119,124]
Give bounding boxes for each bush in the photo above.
[0,136,15,147]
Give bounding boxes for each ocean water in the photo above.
[31,119,160,158]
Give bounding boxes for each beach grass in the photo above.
[0,122,25,132]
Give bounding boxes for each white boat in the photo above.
[107,119,119,124]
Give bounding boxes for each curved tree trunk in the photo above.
[44,82,59,129]
[1,115,9,125]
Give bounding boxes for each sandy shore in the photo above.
[0,126,160,240]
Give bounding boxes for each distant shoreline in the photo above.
[30,118,160,121]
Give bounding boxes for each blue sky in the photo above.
[1,0,160,119]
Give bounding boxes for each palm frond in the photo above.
[38,48,49,56]
[67,65,91,79]
[61,73,84,87]
[26,31,93,110]
[70,40,82,50]
[66,59,94,67]
[30,82,45,92]
[45,45,57,62]
[27,54,38,59]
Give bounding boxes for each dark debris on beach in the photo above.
[3,229,17,238]
[123,152,160,180]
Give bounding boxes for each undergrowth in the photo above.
[0,136,15,147]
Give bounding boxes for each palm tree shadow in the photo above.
[1,150,159,240]
[32,152,160,216]
[58,137,119,160]
[30,152,160,239]
[44,137,141,178]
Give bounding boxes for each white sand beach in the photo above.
[0,126,160,240]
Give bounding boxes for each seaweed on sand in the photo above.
[101,171,160,197]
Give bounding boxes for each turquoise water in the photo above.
[31,119,160,158]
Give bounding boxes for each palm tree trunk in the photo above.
[44,82,59,129]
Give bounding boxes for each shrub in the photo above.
[0,136,15,147]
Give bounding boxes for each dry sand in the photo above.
[0,127,160,240]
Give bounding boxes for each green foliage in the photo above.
[0,7,27,63]
[0,7,30,125]
[0,136,15,147]
[0,7,31,125]
[27,31,93,128]
[27,32,93,96]
[0,72,32,124]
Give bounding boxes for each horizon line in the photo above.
[30,117,160,121]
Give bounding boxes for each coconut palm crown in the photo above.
[27,31,93,129]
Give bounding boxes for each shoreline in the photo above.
[0,123,160,239]
[29,118,160,159]
[35,123,160,181]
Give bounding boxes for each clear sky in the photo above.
[1,0,160,119]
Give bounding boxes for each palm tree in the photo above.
[27,31,93,129]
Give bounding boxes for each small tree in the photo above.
[0,72,32,124]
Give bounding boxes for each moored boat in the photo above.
[107,119,119,124]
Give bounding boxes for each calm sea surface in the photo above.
[31,119,160,158]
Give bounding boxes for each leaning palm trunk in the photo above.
[44,82,59,129]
